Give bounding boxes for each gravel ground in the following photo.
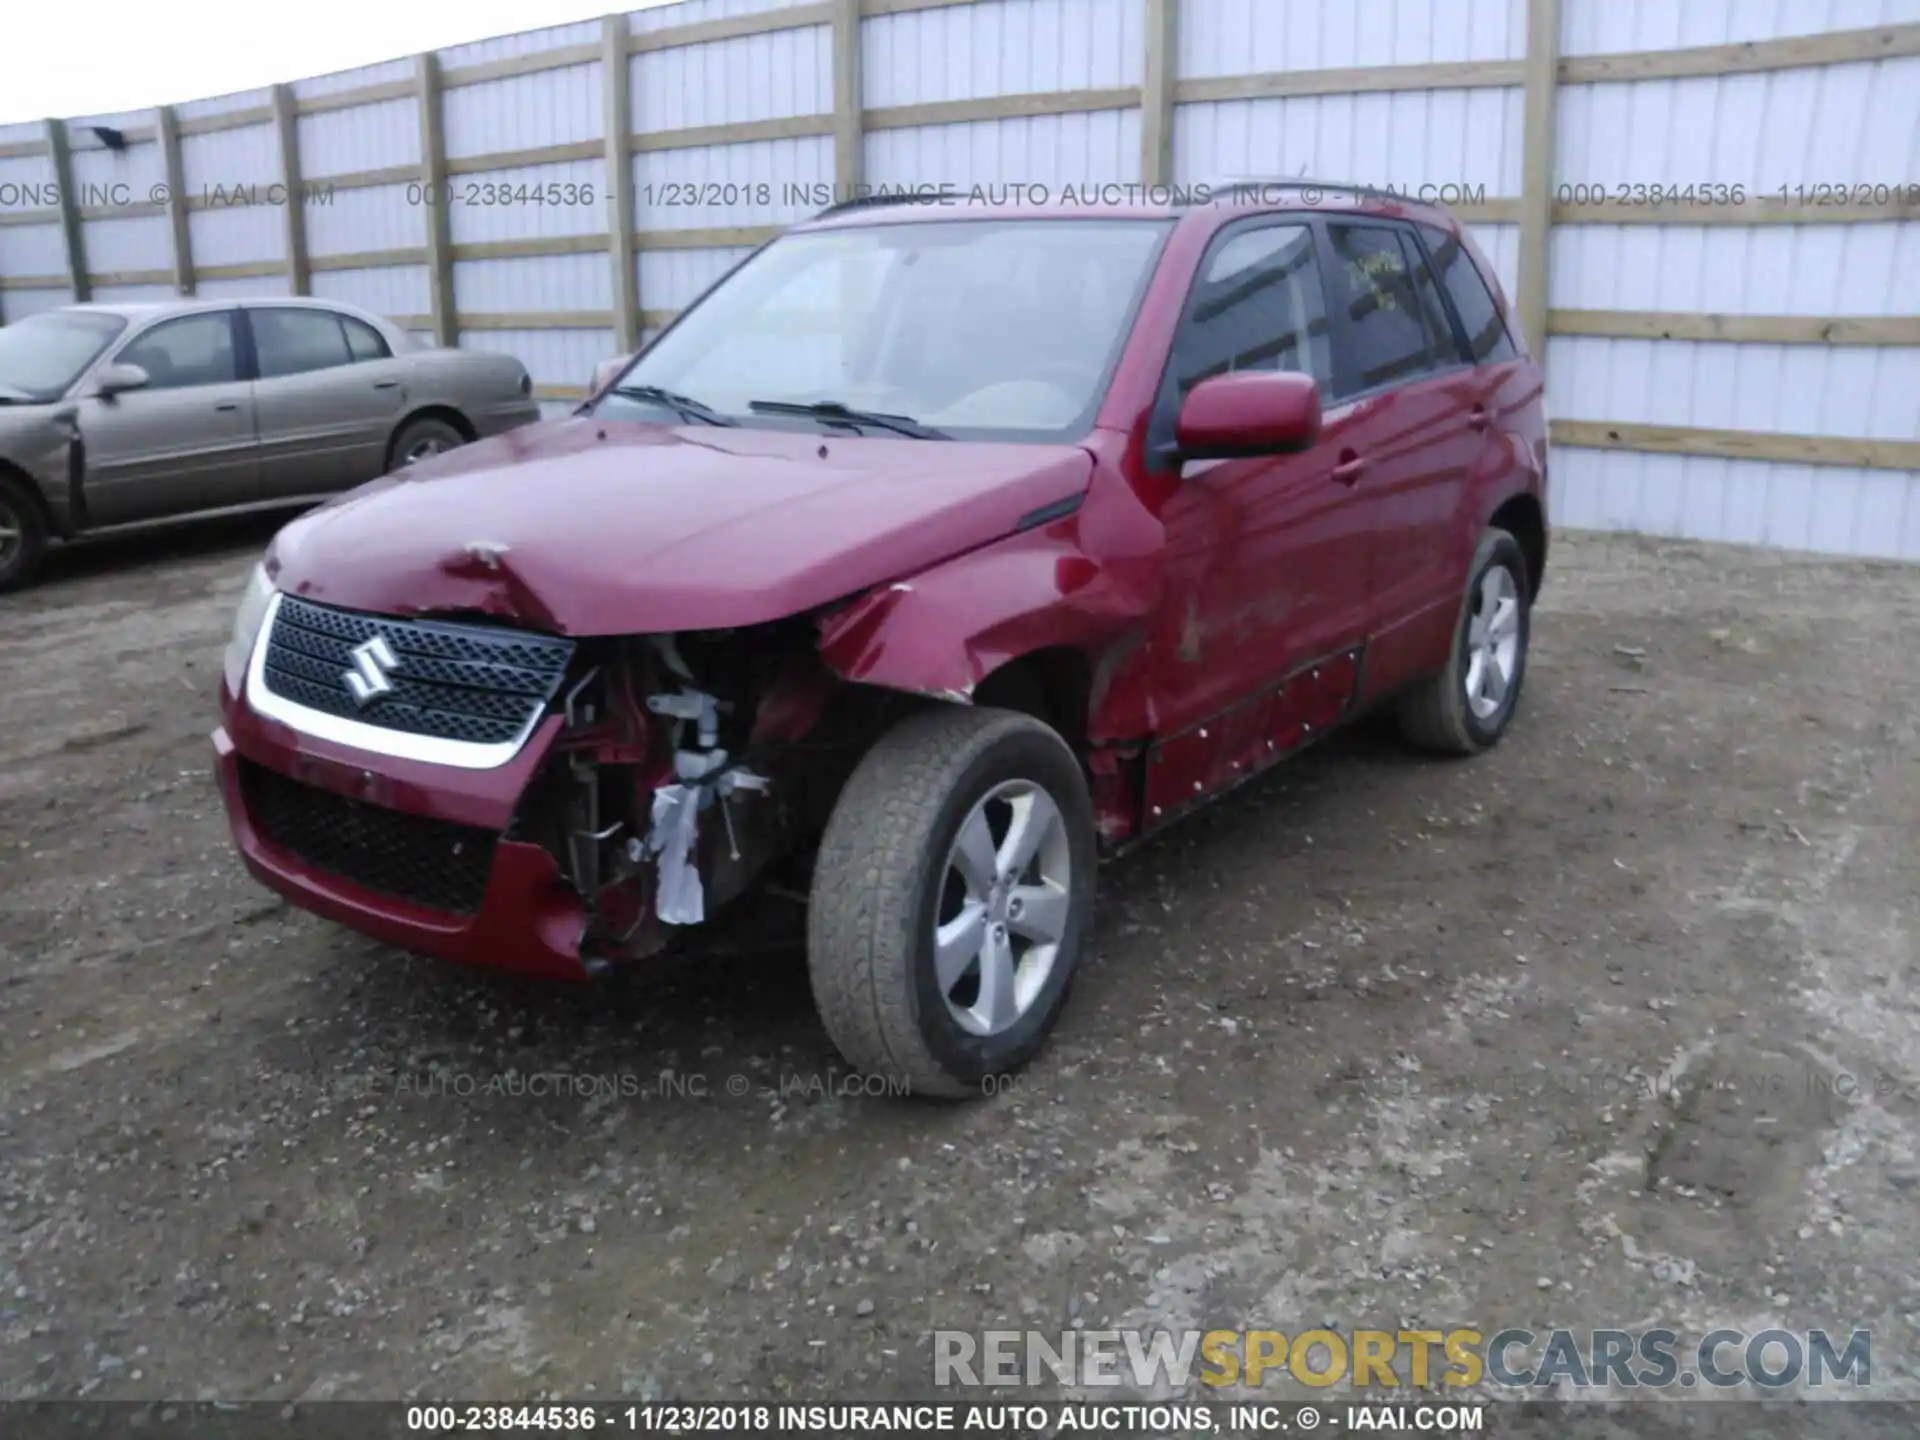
[1,519,1917,1407]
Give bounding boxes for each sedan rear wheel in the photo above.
[808,706,1096,1099]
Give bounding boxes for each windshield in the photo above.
[594,218,1172,440]
[0,310,128,403]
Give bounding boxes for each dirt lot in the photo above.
[1,520,1916,1408]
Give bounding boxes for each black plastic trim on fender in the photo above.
[66,433,89,534]
[1014,491,1085,532]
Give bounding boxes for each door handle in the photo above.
[1467,405,1491,433]
[214,402,240,412]
[1331,450,1369,486]
[373,380,400,391]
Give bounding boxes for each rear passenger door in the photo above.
[244,306,409,499]
[1319,221,1481,699]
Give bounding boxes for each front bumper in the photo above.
[212,675,590,981]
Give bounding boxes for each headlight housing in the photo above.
[225,561,276,683]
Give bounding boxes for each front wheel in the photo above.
[1397,526,1532,755]
[807,706,1096,1099]
[0,475,50,593]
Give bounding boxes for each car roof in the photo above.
[791,180,1462,235]
[56,297,381,322]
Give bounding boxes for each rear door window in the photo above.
[251,309,355,379]
[1324,223,1459,398]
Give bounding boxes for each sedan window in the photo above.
[253,309,354,378]
[0,310,127,402]
[343,316,390,362]
[119,313,239,390]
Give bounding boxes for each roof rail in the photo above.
[1191,177,1440,208]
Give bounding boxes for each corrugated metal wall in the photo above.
[1,0,1916,558]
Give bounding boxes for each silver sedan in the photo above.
[0,297,541,590]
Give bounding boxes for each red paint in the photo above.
[213,718,589,980]
[1174,371,1323,458]
[264,419,1095,635]
[216,191,1547,976]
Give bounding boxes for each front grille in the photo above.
[240,759,500,915]
[261,594,575,747]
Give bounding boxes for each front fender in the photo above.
[815,470,1167,735]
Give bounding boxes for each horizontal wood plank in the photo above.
[865,87,1140,131]
[458,310,616,330]
[633,224,781,250]
[1561,22,1920,83]
[1549,310,1920,346]
[444,140,606,176]
[633,114,836,153]
[194,259,289,280]
[294,79,421,116]
[175,106,275,137]
[1552,419,1920,472]
[629,3,832,53]
[440,43,602,89]
[309,247,426,272]
[450,233,611,261]
[1177,58,1524,104]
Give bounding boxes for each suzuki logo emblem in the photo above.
[344,635,400,707]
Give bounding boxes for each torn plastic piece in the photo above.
[647,783,705,925]
[648,688,721,748]
[646,754,772,920]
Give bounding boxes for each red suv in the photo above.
[213,183,1547,1097]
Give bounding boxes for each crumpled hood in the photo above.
[266,417,1094,635]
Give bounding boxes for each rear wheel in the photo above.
[807,706,1096,1099]
[1397,527,1531,755]
[389,416,467,470]
[0,475,49,593]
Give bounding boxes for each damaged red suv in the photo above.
[214,184,1547,1097]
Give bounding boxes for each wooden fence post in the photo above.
[832,0,864,197]
[46,120,89,302]
[604,14,639,355]
[1517,0,1562,363]
[155,105,196,296]
[270,85,311,295]
[1140,0,1179,189]
[416,53,457,347]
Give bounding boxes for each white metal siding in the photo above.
[1,0,1913,561]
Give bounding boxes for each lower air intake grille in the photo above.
[240,760,499,916]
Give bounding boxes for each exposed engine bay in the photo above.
[506,619,918,974]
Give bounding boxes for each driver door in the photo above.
[77,309,261,527]
[1140,218,1372,743]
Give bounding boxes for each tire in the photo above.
[388,416,467,471]
[0,474,50,594]
[807,706,1097,1099]
[1396,527,1532,756]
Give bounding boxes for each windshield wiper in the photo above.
[747,398,949,440]
[608,384,736,427]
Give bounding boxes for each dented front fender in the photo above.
[815,463,1168,740]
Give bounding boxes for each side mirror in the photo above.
[590,354,634,397]
[1174,371,1322,462]
[93,362,151,399]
